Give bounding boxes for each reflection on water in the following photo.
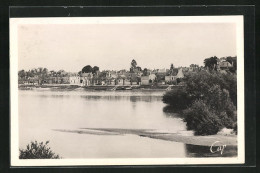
[163,105,185,119]
[79,95,161,102]
[18,89,235,158]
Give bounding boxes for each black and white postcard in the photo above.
[10,16,244,166]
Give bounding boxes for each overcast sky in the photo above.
[18,23,236,72]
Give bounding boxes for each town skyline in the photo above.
[18,23,237,72]
[18,55,236,74]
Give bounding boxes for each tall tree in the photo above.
[170,64,175,75]
[82,65,92,73]
[204,56,218,71]
[226,56,237,73]
[130,59,137,72]
[170,64,175,70]
[37,67,43,75]
[42,68,48,76]
[92,66,100,74]
[143,68,148,76]
[18,70,26,78]
[131,59,137,68]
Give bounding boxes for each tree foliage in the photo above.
[18,68,68,82]
[204,56,218,71]
[19,141,60,159]
[130,59,137,72]
[183,85,236,135]
[190,64,199,68]
[163,70,237,135]
[92,66,100,74]
[183,100,223,135]
[143,68,148,76]
[162,88,193,110]
[184,71,237,106]
[226,56,237,73]
[169,64,175,75]
[18,70,26,78]
[170,64,175,70]
[82,65,92,73]
[131,59,137,68]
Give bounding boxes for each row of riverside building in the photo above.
[69,58,234,87]
[18,59,234,86]
[69,68,185,86]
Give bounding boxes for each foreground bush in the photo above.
[183,100,223,135]
[183,86,236,135]
[163,71,237,135]
[19,141,61,159]
[204,85,237,128]
[162,88,193,110]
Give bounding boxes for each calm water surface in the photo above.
[19,89,232,158]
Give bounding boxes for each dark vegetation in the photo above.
[163,70,237,135]
[162,88,193,110]
[19,141,61,159]
[81,65,100,74]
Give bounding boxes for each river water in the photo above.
[18,89,236,158]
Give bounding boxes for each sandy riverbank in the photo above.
[53,128,237,147]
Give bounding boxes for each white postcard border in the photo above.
[10,16,244,166]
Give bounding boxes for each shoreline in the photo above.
[18,84,183,91]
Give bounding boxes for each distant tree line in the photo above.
[18,67,70,79]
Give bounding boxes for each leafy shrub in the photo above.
[183,100,223,135]
[184,71,237,106]
[19,141,61,159]
[183,86,236,135]
[162,88,193,110]
[219,73,237,106]
[204,85,236,121]
[176,78,183,84]
[163,71,237,135]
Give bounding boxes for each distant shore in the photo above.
[18,84,183,91]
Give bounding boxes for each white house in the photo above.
[165,75,177,82]
[69,72,93,86]
[69,76,81,85]
[141,74,156,85]
[165,68,184,83]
